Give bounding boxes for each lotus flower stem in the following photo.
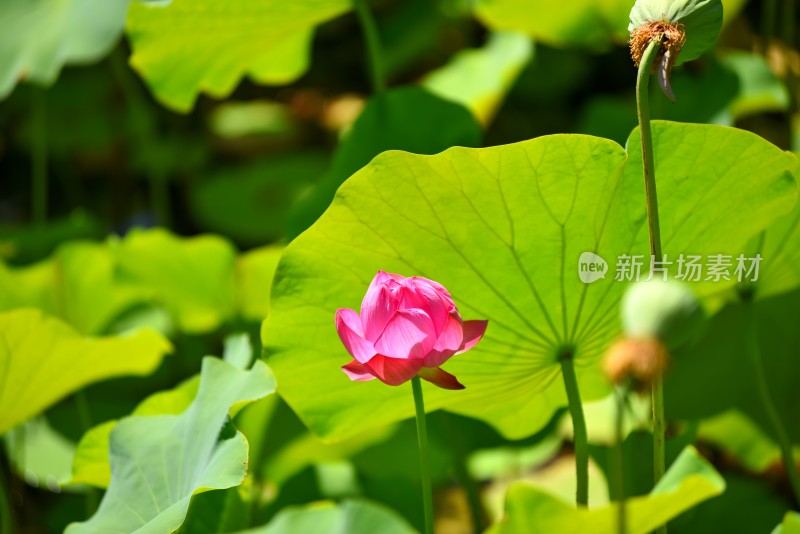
[354,0,386,94]
[560,354,589,506]
[411,376,435,534]
[744,303,800,507]
[32,87,48,226]
[636,39,668,520]
[614,382,631,534]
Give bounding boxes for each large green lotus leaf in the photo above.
[66,357,276,534]
[263,121,797,441]
[112,228,238,333]
[71,335,250,488]
[126,0,351,112]
[0,308,171,434]
[421,31,533,126]
[287,87,483,237]
[70,374,200,488]
[71,336,252,489]
[488,446,724,534]
[232,499,416,534]
[0,0,127,100]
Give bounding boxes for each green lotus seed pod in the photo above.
[629,0,723,66]
[621,279,703,349]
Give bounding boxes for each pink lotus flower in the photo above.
[335,271,487,390]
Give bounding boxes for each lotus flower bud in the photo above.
[335,271,488,390]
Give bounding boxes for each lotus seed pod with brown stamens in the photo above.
[603,337,669,387]
[629,0,723,66]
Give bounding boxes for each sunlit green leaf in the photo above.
[264,121,797,441]
[488,446,724,533]
[421,31,533,126]
[0,0,127,99]
[474,0,630,48]
[0,308,171,435]
[66,357,276,533]
[126,0,352,112]
[232,499,417,534]
[112,228,238,333]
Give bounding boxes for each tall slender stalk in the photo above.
[560,353,589,506]
[636,36,667,478]
[636,39,668,533]
[411,376,435,534]
[636,41,663,262]
[32,88,48,225]
[354,0,386,94]
[744,303,800,507]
